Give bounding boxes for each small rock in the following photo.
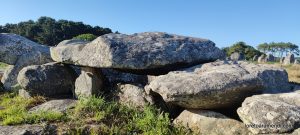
[0,124,53,135]
[29,99,77,113]
[115,83,154,108]
[174,109,250,135]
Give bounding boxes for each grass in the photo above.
[281,64,300,84]
[0,62,8,70]
[0,92,66,125]
[0,92,190,134]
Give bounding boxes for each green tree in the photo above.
[0,16,112,46]
[222,42,262,60]
[257,42,299,57]
[73,33,97,41]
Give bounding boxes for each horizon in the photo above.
[0,0,300,48]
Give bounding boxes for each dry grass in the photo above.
[283,64,300,84]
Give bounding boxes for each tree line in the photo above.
[223,41,299,60]
[0,17,112,46]
[257,42,299,58]
[222,42,262,60]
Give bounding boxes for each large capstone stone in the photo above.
[146,61,264,109]
[0,33,53,90]
[51,32,225,74]
[75,67,104,98]
[17,62,77,98]
[237,92,300,134]
[146,61,292,109]
[174,110,250,135]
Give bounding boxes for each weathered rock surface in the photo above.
[114,83,154,108]
[146,61,264,109]
[146,61,292,109]
[17,62,77,97]
[294,59,299,65]
[237,93,300,134]
[51,32,225,74]
[280,57,285,64]
[29,99,77,113]
[0,33,53,90]
[266,54,275,62]
[238,61,291,93]
[174,109,250,135]
[0,124,55,135]
[75,67,104,98]
[284,53,295,65]
[258,54,266,63]
[253,55,258,61]
[230,52,244,61]
[0,69,3,80]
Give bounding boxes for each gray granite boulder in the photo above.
[294,59,299,65]
[146,61,264,109]
[17,62,77,97]
[29,99,77,113]
[230,52,244,61]
[266,54,275,62]
[114,83,154,108]
[238,61,292,93]
[51,32,225,74]
[75,67,104,98]
[284,53,295,65]
[253,55,259,61]
[0,124,56,135]
[237,92,300,134]
[174,109,250,135]
[258,54,266,63]
[146,61,292,109]
[0,33,53,90]
[280,57,285,64]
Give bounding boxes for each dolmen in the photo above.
[0,32,299,134]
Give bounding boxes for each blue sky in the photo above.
[0,0,299,48]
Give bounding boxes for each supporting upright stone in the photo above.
[75,67,104,98]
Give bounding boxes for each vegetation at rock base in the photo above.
[0,17,112,46]
[73,33,97,41]
[0,62,8,70]
[0,93,190,134]
[222,41,263,60]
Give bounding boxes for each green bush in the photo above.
[222,41,262,60]
[73,33,97,41]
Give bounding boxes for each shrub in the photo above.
[73,33,97,41]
